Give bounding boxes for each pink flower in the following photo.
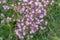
[36,21,40,24]
[35,2,39,6]
[39,14,44,18]
[18,35,24,39]
[45,21,48,25]
[23,25,26,30]
[2,0,6,3]
[19,7,25,14]
[26,21,30,25]
[40,19,44,22]
[30,30,36,34]
[21,23,24,26]
[17,23,21,28]
[28,1,33,5]
[36,0,39,2]
[23,32,26,35]
[50,0,54,5]
[26,18,30,21]
[14,29,20,36]
[40,26,46,30]
[21,18,24,22]
[6,17,11,22]
[38,10,41,13]
[3,5,10,10]
[23,0,28,2]
[25,14,29,17]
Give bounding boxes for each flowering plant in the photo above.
[0,0,60,40]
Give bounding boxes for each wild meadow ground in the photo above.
[0,0,60,40]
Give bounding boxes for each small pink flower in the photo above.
[34,25,38,28]
[6,17,11,22]
[40,19,44,22]
[35,2,39,6]
[21,18,24,22]
[18,35,24,39]
[40,26,46,30]
[36,21,40,24]
[39,14,44,18]
[45,21,48,25]
[25,14,29,17]
[23,0,28,2]
[30,30,36,34]
[29,17,34,21]
[2,0,6,3]
[23,26,26,30]
[14,29,20,36]
[19,7,25,14]
[23,31,26,35]
[37,9,41,13]
[31,10,35,13]
[3,5,10,10]
[21,23,24,26]
[26,18,30,21]
[28,1,33,5]
[36,0,39,2]
[25,21,30,25]
[17,23,21,28]
[50,0,54,5]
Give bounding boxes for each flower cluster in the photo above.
[3,5,10,10]
[0,0,6,3]
[14,0,54,40]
